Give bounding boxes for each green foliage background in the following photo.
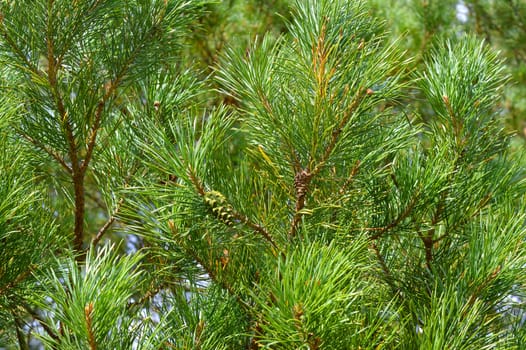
[0,0,526,349]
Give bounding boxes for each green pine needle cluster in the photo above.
[0,0,526,349]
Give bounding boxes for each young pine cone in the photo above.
[203,191,235,226]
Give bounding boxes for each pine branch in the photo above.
[288,87,368,238]
[232,212,279,254]
[338,160,361,195]
[367,192,420,240]
[0,16,43,78]
[84,302,97,350]
[461,265,501,320]
[22,303,61,344]
[442,95,463,146]
[13,312,29,350]
[202,189,280,253]
[19,134,72,174]
[80,69,128,178]
[312,87,368,176]
[370,241,400,297]
[72,174,86,258]
[78,40,141,176]
[46,0,175,258]
[91,198,124,247]
[418,191,447,270]
[80,100,105,175]
[188,165,205,196]
[45,0,85,257]
[417,229,434,270]
[0,266,34,297]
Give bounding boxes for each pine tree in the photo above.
[1,0,525,349]
[368,0,526,138]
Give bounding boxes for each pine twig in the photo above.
[191,168,279,252]
[19,134,72,174]
[84,302,97,350]
[367,193,419,240]
[188,165,205,196]
[417,229,434,271]
[312,87,367,177]
[0,267,33,297]
[91,198,124,247]
[288,88,368,239]
[45,3,86,258]
[338,159,361,195]
[461,265,501,320]
[370,241,398,294]
[22,303,61,343]
[127,284,163,309]
[13,312,29,350]
[233,212,279,253]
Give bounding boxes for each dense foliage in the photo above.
[1,0,525,349]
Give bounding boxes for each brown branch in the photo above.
[13,312,29,350]
[338,159,361,195]
[442,95,463,145]
[368,193,419,240]
[68,6,169,257]
[91,198,124,247]
[0,17,44,79]
[72,172,86,259]
[461,265,501,320]
[80,100,104,174]
[79,71,125,176]
[45,1,85,258]
[84,302,97,350]
[312,88,367,177]
[199,185,280,254]
[188,165,205,196]
[313,21,329,99]
[286,91,367,238]
[127,284,163,309]
[422,234,433,270]
[285,28,368,240]
[419,192,447,269]
[0,267,33,297]
[288,136,361,239]
[290,147,302,174]
[370,241,397,292]
[233,212,279,254]
[81,4,170,176]
[20,134,72,174]
[21,303,60,343]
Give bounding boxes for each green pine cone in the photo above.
[203,191,235,226]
